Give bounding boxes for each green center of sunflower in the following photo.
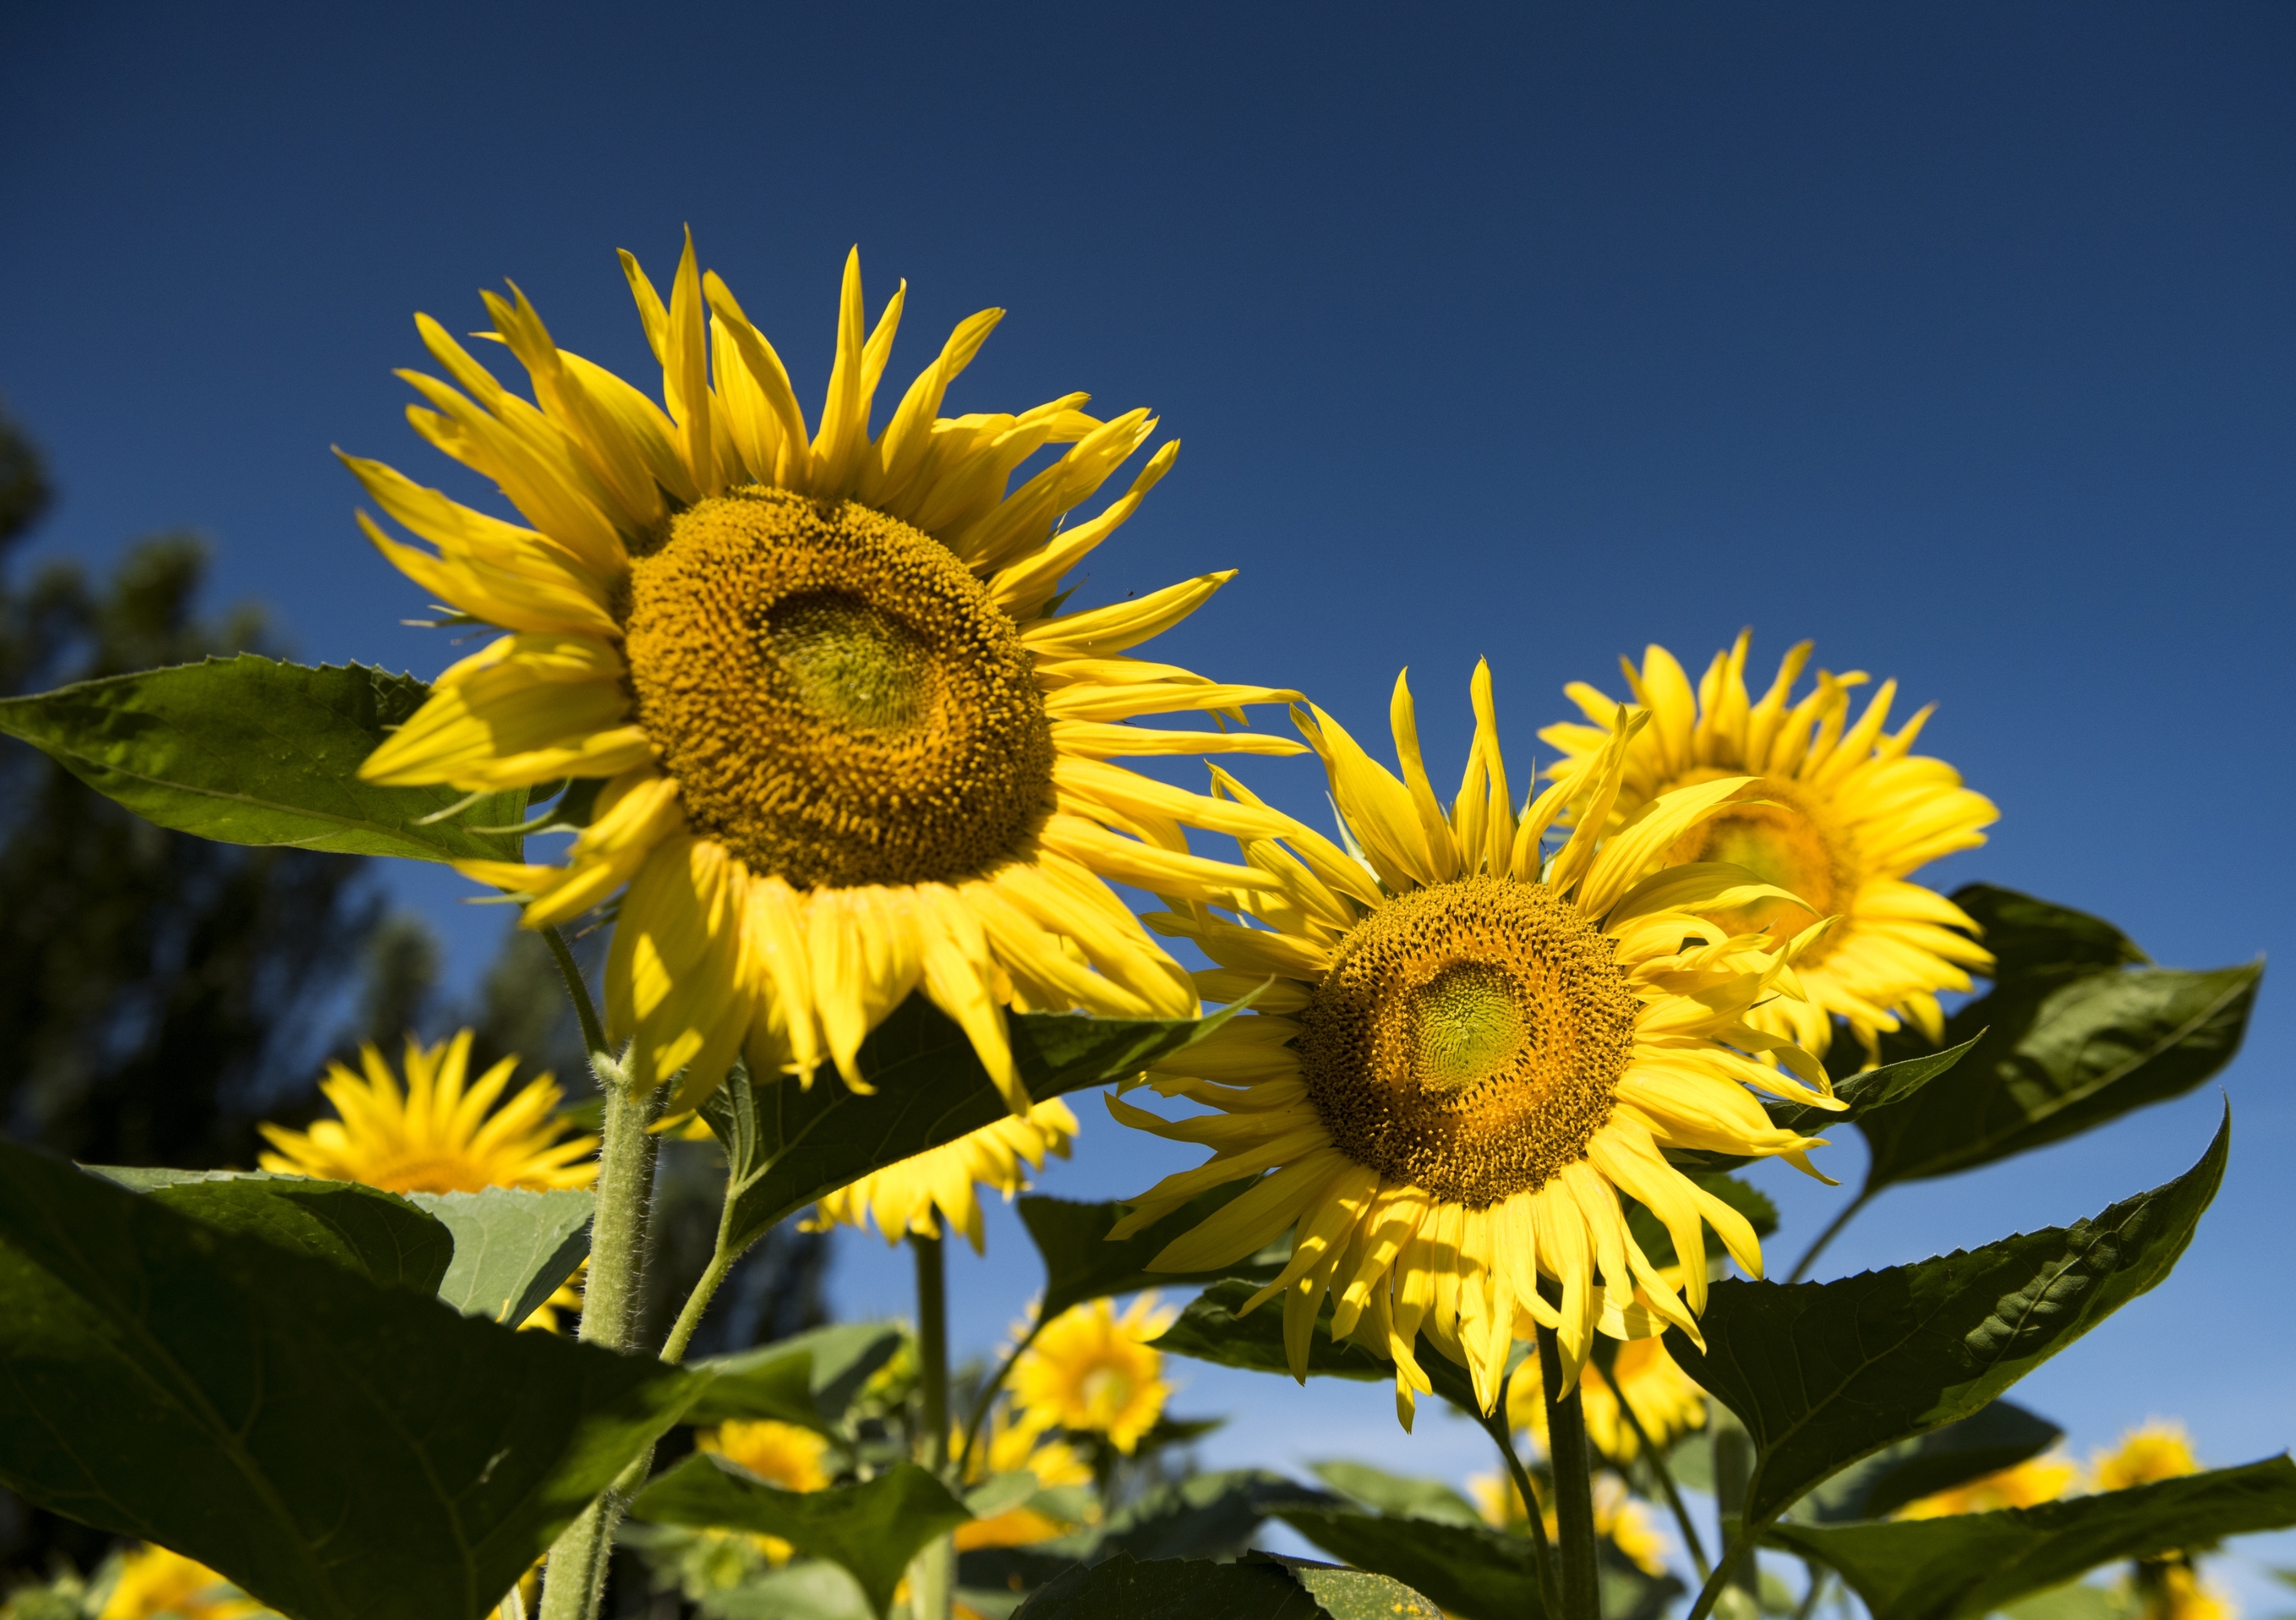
[1664,773,1851,957]
[622,488,1054,890]
[1297,875,1637,1206]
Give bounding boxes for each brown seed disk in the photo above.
[622,488,1054,889]
[1298,874,1638,1206]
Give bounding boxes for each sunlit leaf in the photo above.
[402,1186,593,1326]
[1276,1508,1542,1620]
[0,656,528,862]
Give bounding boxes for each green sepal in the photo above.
[0,656,529,862]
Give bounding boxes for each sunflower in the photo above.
[2095,1423,2204,1492]
[98,1546,263,1620]
[953,1412,1093,1550]
[805,1099,1078,1252]
[257,1030,596,1194]
[1504,1334,1707,1461]
[697,1419,832,1566]
[1537,633,1996,1059]
[1108,663,1839,1427]
[1472,1471,1669,1577]
[1010,1294,1177,1454]
[349,236,1302,1114]
[1896,1454,2079,1518]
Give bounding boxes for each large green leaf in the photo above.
[402,1186,594,1325]
[1848,886,2259,1190]
[1768,1456,2296,1620]
[961,1468,1336,1597]
[628,1454,971,1620]
[0,1138,703,1620]
[1150,1279,1390,1384]
[702,996,1236,1252]
[685,1322,906,1431]
[1018,1184,1290,1323]
[1801,1400,2062,1523]
[83,1167,454,1294]
[706,1562,874,1620]
[0,656,529,862]
[1276,1508,1540,1620]
[1668,1111,2227,1525]
[1308,1461,1482,1527]
[1262,1555,1446,1620]
[1007,1552,1329,1619]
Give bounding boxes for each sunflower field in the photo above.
[0,238,2280,1620]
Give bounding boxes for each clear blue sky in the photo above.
[6,2,2291,1602]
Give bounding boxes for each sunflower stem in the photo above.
[908,1232,955,1620]
[1785,1190,1870,1285]
[538,1053,662,1620]
[1615,1386,1710,1582]
[542,924,610,1067]
[1539,1326,1602,1620]
[1480,1376,1558,1620]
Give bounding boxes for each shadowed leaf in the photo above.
[82,1167,453,1294]
[1803,1400,2062,1523]
[1009,1551,1327,1618]
[1019,1183,1290,1323]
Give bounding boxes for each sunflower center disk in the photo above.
[1297,875,1638,1206]
[622,488,1054,890]
[1665,776,1851,955]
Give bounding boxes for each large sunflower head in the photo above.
[1010,1294,1177,1455]
[1108,663,1842,1427]
[349,236,1303,1114]
[805,1098,1078,1252]
[257,1030,596,1194]
[1538,632,1998,1058]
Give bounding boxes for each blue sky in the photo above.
[5,1,2292,1603]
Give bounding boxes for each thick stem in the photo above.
[1785,1190,1871,1286]
[1614,1390,1710,1581]
[907,1234,955,1620]
[1480,1373,1557,1620]
[958,1315,1044,1479]
[1539,1328,1602,1620]
[538,1063,661,1620]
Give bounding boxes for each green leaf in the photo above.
[1849,886,2259,1190]
[1668,1110,2229,1525]
[1276,1508,1541,1620]
[0,1138,703,1620]
[1009,1552,1329,1619]
[1767,1456,2296,1620]
[687,1324,905,1430]
[1259,1554,1446,1620]
[628,1454,971,1620]
[0,656,529,862]
[1801,1400,2062,1523]
[703,995,1237,1253]
[1998,1582,2134,1620]
[82,1167,454,1294]
[703,1562,874,1620]
[401,1186,594,1325]
[1308,1460,1483,1527]
[1150,1279,1390,1384]
[962,1468,1337,1598]
[1018,1183,1290,1323]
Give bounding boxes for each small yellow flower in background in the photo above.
[1111,664,1840,1430]
[1504,1337,1707,1462]
[1539,632,1997,1060]
[2096,1421,2205,1491]
[98,1546,262,1620]
[1012,1294,1176,1454]
[2133,1562,2235,1620]
[351,236,1303,1116]
[807,1100,1078,1252]
[697,1419,833,1565]
[953,1412,1093,1550]
[1896,1454,2080,1518]
[1470,1471,1668,1576]
[258,1030,596,1194]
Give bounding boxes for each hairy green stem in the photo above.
[538,1058,661,1620]
[542,926,610,1065]
[1785,1190,1871,1286]
[1480,1372,1557,1620]
[1614,1390,1710,1581]
[1539,1327,1602,1620]
[908,1233,955,1620]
